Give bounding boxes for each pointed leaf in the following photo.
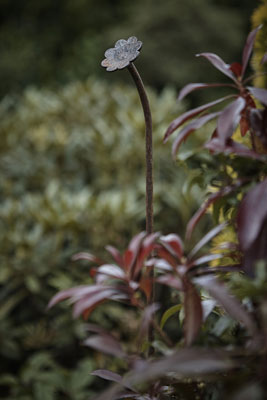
[247,87,267,106]
[205,138,265,160]
[97,264,126,281]
[241,25,262,77]
[159,234,183,258]
[186,186,234,240]
[188,222,227,259]
[196,53,237,81]
[72,252,102,264]
[91,369,123,384]
[47,285,100,309]
[105,246,124,268]
[183,279,203,345]
[172,112,220,157]
[237,178,267,250]
[134,232,159,278]
[84,335,126,358]
[73,288,126,318]
[178,83,233,101]
[195,276,257,335]
[156,274,183,290]
[188,253,224,268]
[160,304,182,329]
[217,97,246,142]
[164,96,233,142]
[124,232,146,273]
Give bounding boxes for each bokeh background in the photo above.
[0,1,264,399]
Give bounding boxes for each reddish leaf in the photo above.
[73,287,127,318]
[133,232,159,278]
[247,86,267,106]
[156,274,183,290]
[97,264,126,281]
[241,25,262,77]
[105,245,124,268]
[205,138,265,160]
[47,286,89,309]
[84,334,126,358]
[188,222,227,259]
[154,246,177,268]
[159,233,184,259]
[196,53,237,82]
[186,186,234,240]
[178,83,233,101]
[217,97,246,142]
[72,252,102,264]
[237,178,267,250]
[183,279,203,345]
[91,369,123,384]
[195,276,257,336]
[230,62,242,78]
[164,96,233,142]
[148,258,173,272]
[240,115,250,136]
[124,232,147,273]
[139,275,152,301]
[172,112,220,158]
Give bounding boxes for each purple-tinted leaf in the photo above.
[178,83,233,101]
[105,246,124,268]
[188,222,227,259]
[133,232,159,278]
[73,287,127,318]
[195,275,257,335]
[156,274,183,290]
[186,186,234,240]
[188,253,224,268]
[124,232,147,273]
[217,97,246,142]
[183,279,203,345]
[84,334,126,358]
[237,178,267,250]
[95,348,234,400]
[72,252,102,264]
[138,303,160,344]
[205,138,265,160]
[97,264,126,281]
[261,53,267,65]
[241,25,262,77]
[164,96,233,142]
[172,112,220,158]
[247,86,267,106]
[91,369,123,384]
[47,285,101,309]
[149,258,173,272]
[159,234,183,259]
[196,53,237,82]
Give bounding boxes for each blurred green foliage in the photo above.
[0,0,256,97]
[0,77,208,398]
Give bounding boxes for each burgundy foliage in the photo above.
[164,26,267,159]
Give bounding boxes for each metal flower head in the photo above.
[101,36,142,72]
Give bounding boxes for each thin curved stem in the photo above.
[127,62,153,235]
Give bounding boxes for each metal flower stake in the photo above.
[101,37,153,235]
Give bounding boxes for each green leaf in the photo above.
[160,304,182,329]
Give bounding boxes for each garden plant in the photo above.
[48,22,267,400]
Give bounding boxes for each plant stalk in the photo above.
[127,62,153,235]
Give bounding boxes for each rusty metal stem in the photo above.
[127,62,153,235]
